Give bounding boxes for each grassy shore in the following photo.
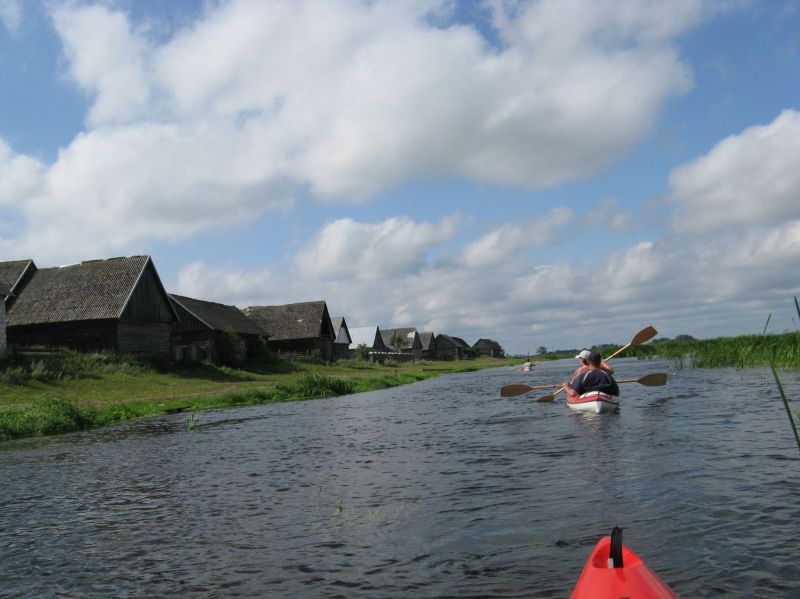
[624,331,800,369]
[0,350,517,442]
[540,331,800,370]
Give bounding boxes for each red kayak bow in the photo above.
[571,527,679,598]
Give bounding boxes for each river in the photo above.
[1,358,799,598]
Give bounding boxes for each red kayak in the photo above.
[571,528,679,598]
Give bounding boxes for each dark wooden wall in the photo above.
[121,264,174,323]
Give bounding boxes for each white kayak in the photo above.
[567,391,619,414]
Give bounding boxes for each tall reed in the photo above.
[628,332,800,369]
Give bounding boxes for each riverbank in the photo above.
[0,352,517,442]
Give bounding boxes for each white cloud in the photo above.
[2,0,708,256]
[670,109,800,233]
[0,138,43,205]
[52,5,152,126]
[0,0,21,34]
[294,215,460,280]
[462,207,575,268]
[171,208,800,354]
[175,260,275,307]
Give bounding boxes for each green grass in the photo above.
[625,332,800,369]
[0,351,516,442]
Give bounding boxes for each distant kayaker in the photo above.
[519,359,534,372]
[564,351,619,399]
[570,348,613,382]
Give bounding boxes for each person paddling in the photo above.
[519,359,534,372]
[570,348,613,382]
[565,351,619,400]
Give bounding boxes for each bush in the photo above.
[0,397,100,441]
[214,329,242,367]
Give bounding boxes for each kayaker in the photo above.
[520,359,534,372]
[570,348,613,382]
[565,351,619,399]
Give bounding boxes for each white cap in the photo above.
[575,349,591,360]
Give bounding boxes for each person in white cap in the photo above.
[569,348,613,382]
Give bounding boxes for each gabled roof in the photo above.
[6,256,177,326]
[473,338,503,351]
[435,333,471,349]
[243,300,334,341]
[0,259,35,297]
[418,331,437,351]
[170,294,267,336]
[331,316,352,345]
[380,327,421,350]
[450,335,470,348]
[348,326,387,350]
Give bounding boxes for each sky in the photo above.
[1,0,799,355]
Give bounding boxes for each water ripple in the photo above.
[1,359,799,597]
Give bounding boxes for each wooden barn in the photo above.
[418,331,437,359]
[472,338,505,358]
[435,333,471,360]
[2,256,177,358]
[243,300,336,361]
[331,316,352,361]
[0,259,36,299]
[0,283,9,356]
[0,259,34,358]
[380,327,423,358]
[348,325,389,357]
[169,294,268,364]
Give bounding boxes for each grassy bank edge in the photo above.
[0,360,509,443]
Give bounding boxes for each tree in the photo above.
[355,343,370,362]
[390,334,405,350]
[536,346,547,355]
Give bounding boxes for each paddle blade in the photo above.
[536,386,564,402]
[637,372,668,386]
[501,384,533,397]
[631,325,658,346]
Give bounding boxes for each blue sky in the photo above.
[1,0,799,355]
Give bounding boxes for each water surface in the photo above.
[2,358,799,597]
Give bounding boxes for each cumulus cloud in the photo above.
[0,139,43,205]
[294,215,460,280]
[52,5,152,126]
[461,207,575,268]
[1,0,708,256]
[670,109,800,233]
[174,209,800,353]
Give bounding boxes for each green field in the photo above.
[0,350,517,442]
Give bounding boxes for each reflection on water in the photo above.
[1,359,799,598]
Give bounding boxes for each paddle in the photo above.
[500,372,667,398]
[604,325,658,360]
[533,325,658,402]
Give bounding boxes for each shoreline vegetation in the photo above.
[0,350,517,442]
[2,330,799,443]
[541,331,800,369]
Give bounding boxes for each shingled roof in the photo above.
[331,316,352,345]
[418,331,436,351]
[436,333,471,349]
[0,259,35,297]
[473,338,503,352]
[243,301,334,341]
[170,294,267,336]
[380,327,419,350]
[6,256,175,326]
